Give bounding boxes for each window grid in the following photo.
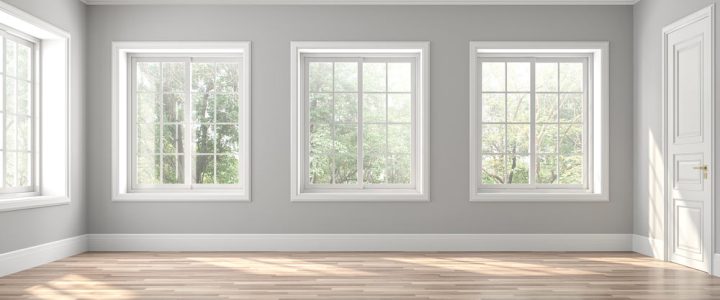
[304,57,416,190]
[131,56,243,191]
[478,57,588,189]
[0,31,35,194]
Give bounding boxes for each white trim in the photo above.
[80,0,640,5]
[714,253,720,277]
[290,41,429,202]
[111,41,251,202]
[632,234,665,260]
[661,4,715,274]
[469,41,609,202]
[0,196,69,212]
[0,235,86,277]
[86,233,632,251]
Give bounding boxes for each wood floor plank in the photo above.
[0,252,719,299]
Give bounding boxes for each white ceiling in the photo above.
[81,0,640,5]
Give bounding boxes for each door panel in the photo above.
[665,7,713,273]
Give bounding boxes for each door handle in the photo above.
[693,165,709,179]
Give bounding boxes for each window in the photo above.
[470,42,609,201]
[0,2,71,212]
[0,29,36,195]
[291,42,429,201]
[113,42,250,201]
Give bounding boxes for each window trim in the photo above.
[290,41,429,202]
[112,41,251,202]
[469,41,609,202]
[0,1,71,212]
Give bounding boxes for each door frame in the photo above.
[662,4,716,274]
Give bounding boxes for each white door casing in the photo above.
[663,5,715,273]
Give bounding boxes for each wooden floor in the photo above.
[1,252,720,299]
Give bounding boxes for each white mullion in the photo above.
[331,62,337,184]
[384,62,390,183]
[529,60,537,185]
[357,60,364,187]
[159,61,165,183]
[503,62,508,183]
[184,59,192,187]
[212,63,218,184]
[1,35,5,189]
[477,61,483,187]
[555,62,561,183]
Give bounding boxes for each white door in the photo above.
[664,6,714,273]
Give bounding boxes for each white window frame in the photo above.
[469,41,609,202]
[112,42,251,202]
[0,2,71,212]
[290,41,429,202]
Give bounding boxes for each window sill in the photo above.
[0,195,70,212]
[292,191,429,202]
[471,192,608,202]
[112,192,250,202]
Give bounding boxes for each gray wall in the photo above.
[633,0,720,249]
[86,5,633,235]
[0,0,86,253]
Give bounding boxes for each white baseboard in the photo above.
[632,234,664,259]
[713,253,720,277]
[0,235,87,277]
[86,233,633,252]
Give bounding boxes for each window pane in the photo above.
[138,62,161,92]
[559,124,583,155]
[388,93,411,123]
[17,152,29,187]
[163,93,184,122]
[507,62,530,92]
[536,94,558,123]
[506,124,529,154]
[17,44,30,81]
[536,155,558,184]
[309,123,332,155]
[5,40,16,77]
[216,63,239,93]
[193,93,214,123]
[481,124,504,154]
[5,78,15,114]
[193,155,214,184]
[310,93,333,124]
[137,124,160,154]
[137,155,160,184]
[162,124,182,154]
[216,124,239,153]
[334,124,357,156]
[482,62,505,92]
[4,116,15,151]
[192,63,214,93]
[507,93,530,122]
[560,63,583,92]
[481,154,505,184]
[363,124,385,154]
[387,153,411,184]
[481,93,505,123]
[309,62,333,92]
[507,155,529,184]
[162,62,185,93]
[363,152,386,184]
[536,62,558,92]
[363,63,386,92]
[388,63,411,92]
[162,155,184,184]
[216,154,239,184]
[194,124,215,154]
[334,62,358,92]
[559,155,582,184]
[17,80,30,116]
[137,94,160,123]
[388,124,411,154]
[4,151,15,187]
[363,93,385,123]
[334,93,358,123]
[16,116,30,151]
[309,154,332,184]
[559,94,583,123]
[536,123,558,154]
[216,94,239,123]
[334,154,357,184]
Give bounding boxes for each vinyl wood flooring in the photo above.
[1,252,720,299]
